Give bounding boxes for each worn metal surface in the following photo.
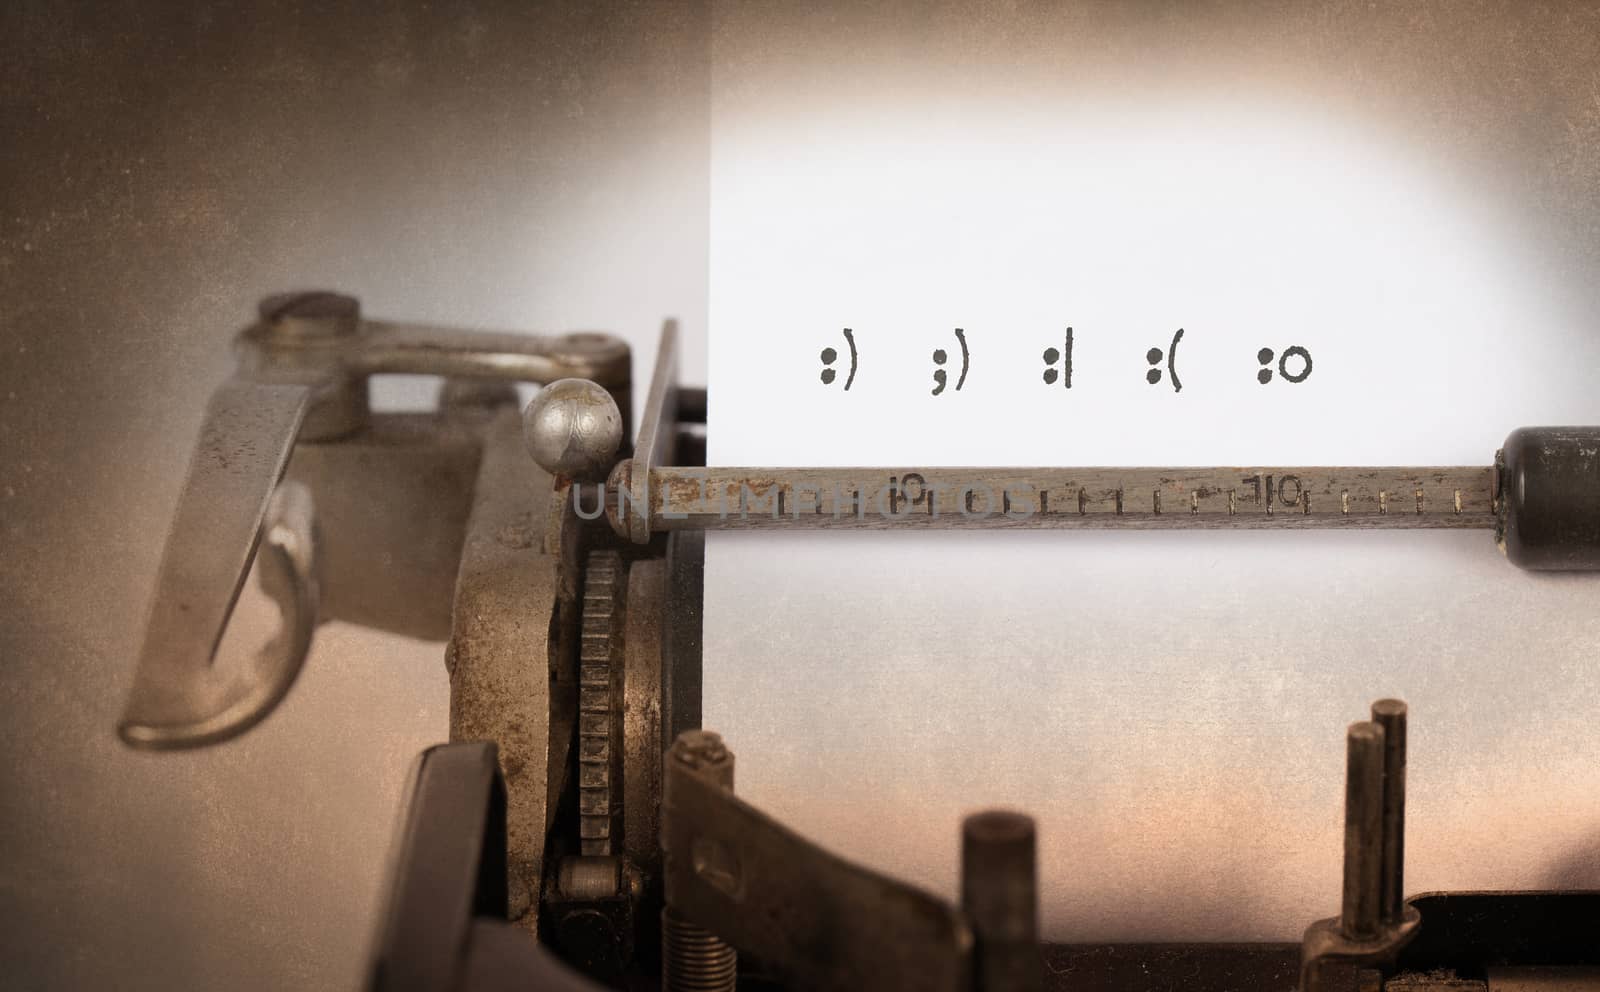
[117,293,633,751]
[284,412,483,641]
[117,380,314,747]
[522,379,625,483]
[244,292,368,441]
[623,558,666,880]
[1342,721,1388,941]
[577,550,624,857]
[1373,701,1409,928]
[446,409,565,929]
[662,731,738,992]
[621,320,682,543]
[622,465,1500,534]
[1301,863,1421,984]
[962,811,1042,992]
[661,729,973,992]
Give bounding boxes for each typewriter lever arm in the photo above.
[118,292,629,750]
[117,378,319,749]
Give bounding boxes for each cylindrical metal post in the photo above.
[962,810,1042,992]
[1340,721,1386,940]
[1370,699,1407,925]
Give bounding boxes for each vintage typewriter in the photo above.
[116,291,1600,991]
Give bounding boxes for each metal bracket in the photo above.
[608,319,681,544]
[660,730,977,992]
[118,291,628,749]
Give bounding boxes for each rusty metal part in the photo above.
[239,295,628,442]
[661,729,973,992]
[662,732,737,992]
[447,408,569,929]
[623,559,666,881]
[963,811,1043,992]
[118,291,630,750]
[1300,704,1421,992]
[611,465,1498,538]
[546,546,665,983]
[617,320,682,544]
[578,551,625,857]
[556,857,625,902]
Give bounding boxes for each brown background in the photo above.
[1,2,708,989]
[4,1,1600,988]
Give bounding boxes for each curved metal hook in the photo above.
[118,380,321,749]
[119,479,320,749]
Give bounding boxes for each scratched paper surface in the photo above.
[705,5,1600,940]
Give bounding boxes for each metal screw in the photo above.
[662,909,737,992]
[663,730,736,992]
[257,291,360,342]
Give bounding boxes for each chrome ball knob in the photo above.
[522,378,624,481]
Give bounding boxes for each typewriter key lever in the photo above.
[117,292,630,749]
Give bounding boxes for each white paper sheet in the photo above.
[705,8,1600,940]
